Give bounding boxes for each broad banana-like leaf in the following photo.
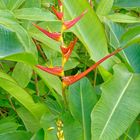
[96,0,114,15]
[64,0,115,70]
[91,64,140,140]
[106,21,140,72]
[69,77,97,140]
[12,62,33,88]
[62,112,83,140]
[14,8,56,21]
[3,0,25,10]
[0,17,38,65]
[0,117,19,134]
[17,107,41,133]
[120,26,140,48]
[114,0,140,8]
[0,131,32,140]
[0,0,6,9]
[107,13,140,23]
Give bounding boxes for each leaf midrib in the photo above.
[80,82,86,140]
[99,74,133,139]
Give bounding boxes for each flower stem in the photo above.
[62,83,68,109]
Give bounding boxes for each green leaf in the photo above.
[136,134,140,140]
[31,128,44,140]
[5,0,25,10]
[121,118,140,140]
[62,112,83,140]
[120,26,140,48]
[34,67,62,95]
[0,117,19,134]
[17,107,41,133]
[64,0,115,70]
[96,0,114,15]
[4,0,25,11]
[40,112,57,140]
[4,53,37,65]
[69,77,97,140]
[23,0,41,8]
[91,64,140,140]
[45,98,63,115]
[14,8,56,21]
[12,62,32,88]
[105,20,125,48]
[119,26,140,73]
[0,17,37,65]
[106,22,140,72]
[49,57,79,71]
[10,0,25,10]
[0,71,47,119]
[114,0,140,8]
[0,131,32,140]
[0,25,24,58]
[107,13,140,23]
[0,10,16,19]
[124,44,140,73]
[0,1,7,9]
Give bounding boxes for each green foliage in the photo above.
[69,77,97,140]
[0,0,140,139]
[91,64,140,140]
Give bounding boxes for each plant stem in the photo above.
[33,38,47,62]
[93,68,97,87]
[0,109,5,118]
[7,96,18,116]
[88,0,93,7]
[33,70,39,96]
[59,1,68,109]
[62,84,68,109]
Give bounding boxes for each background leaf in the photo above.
[0,117,19,134]
[0,72,47,119]
[107,13,140,23]
[69,77,97,140]
[91,64,140,140]
[12,62,33,88]
[114,0,140,8]
[0,17,37,65]
[64,0,115,70]
[96,0,114,15]
[0,131,32,140]
[17,107,41,133]
[14,8,56,21]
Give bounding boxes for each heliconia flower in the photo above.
[51,6,63,20]
[32,23,61,41]
[61,38,78,64]
[36,65,64,76]
[62,48,122,86]
[63,9,88,30]
[58,0,62,7]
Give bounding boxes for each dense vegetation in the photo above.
[0,0,140,139]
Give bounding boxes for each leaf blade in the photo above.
[91,64,140,140]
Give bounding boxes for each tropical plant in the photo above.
[0,0,140,140]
